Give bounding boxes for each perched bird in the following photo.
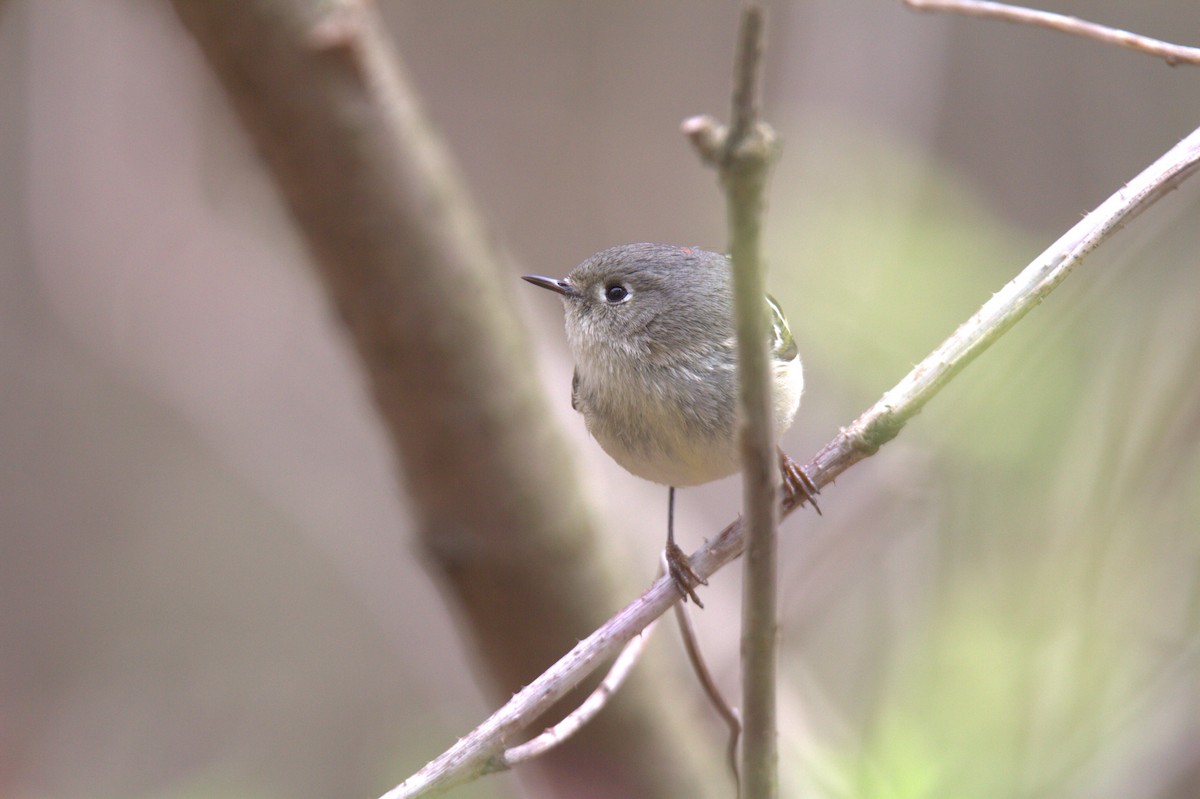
[524,243,818,606]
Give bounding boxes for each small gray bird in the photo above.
[524,243,818,606]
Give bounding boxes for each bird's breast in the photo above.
[571,357,739,486]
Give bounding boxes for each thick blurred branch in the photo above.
[170,2,724,798]
[904,0,1200,66]
[388,122,1200,797]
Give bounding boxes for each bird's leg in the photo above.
[664,486,707,607]
[779,448,822,515]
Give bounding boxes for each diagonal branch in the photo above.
[802,127,1200,484]
[384,117,1200,799]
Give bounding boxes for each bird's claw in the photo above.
[665,541,707,608]
[779,449,822,515]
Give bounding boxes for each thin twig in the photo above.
[383,123,1200,799]
[903,0,1200,67]
[727,7,763,146]
[671,572,742,789]
[501,618,659,767]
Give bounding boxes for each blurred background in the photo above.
[3,1,1200,797]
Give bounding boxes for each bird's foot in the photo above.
[780,449,822,515]
[665,540,708,608]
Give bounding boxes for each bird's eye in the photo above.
[604,284,630,303]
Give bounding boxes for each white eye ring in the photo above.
[604,284,631,303]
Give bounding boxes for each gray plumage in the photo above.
[524,243,804,487]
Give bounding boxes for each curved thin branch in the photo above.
[904,0,1200,67]
[500,618,659,768]
[384,116,1200,799]
[673,582,742,788]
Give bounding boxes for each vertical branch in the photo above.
[726,9,780,799]
[727,9,764,145]
[688,5,782,797]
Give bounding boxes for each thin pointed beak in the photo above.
[522,274,577,297]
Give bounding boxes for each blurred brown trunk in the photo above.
[170,2,727,797]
